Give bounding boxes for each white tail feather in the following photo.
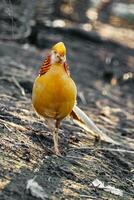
[71,105,119,145]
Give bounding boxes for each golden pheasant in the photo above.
[32,42,118,155]
[32,42,77,155]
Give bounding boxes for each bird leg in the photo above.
[53,120,61,155]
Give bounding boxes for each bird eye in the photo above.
[53,50,57,54]
[57,54,61,59]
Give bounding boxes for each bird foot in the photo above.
[53,147,62,157]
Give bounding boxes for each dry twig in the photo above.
[12,76,26,96]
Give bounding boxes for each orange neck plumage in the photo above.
[39,55,51,76]
[39,55,70,76]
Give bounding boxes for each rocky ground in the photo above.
[0,1,134,199]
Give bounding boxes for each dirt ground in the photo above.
[0,1,134,200]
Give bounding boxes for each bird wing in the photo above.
[70,105,119,145]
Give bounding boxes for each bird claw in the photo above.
[53,147,62,157]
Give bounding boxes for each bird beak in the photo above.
[59,55,66,63]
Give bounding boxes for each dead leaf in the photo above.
[104,185,123,196]
[92,178,123,197]
[26,177,48,200]
[92,179,104,189]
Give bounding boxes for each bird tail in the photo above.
[70,105,119,145]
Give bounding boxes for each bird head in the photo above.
[51,42,66,64]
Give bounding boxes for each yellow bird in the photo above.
[32,42,118,155]
[32,42,77,155]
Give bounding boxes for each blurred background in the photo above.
[0,0,134,47]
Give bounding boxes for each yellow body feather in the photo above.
[32,63,77,120]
